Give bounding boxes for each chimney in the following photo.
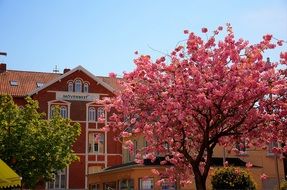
[63,68,71,73]
[0,63,6,73]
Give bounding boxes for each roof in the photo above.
[0,70,60,97]
[105,157,172,171]
[0,159,21,188]
[96,156,260,174]
[211,157,261,168]
[0,66,122,97]
[28,66,119,96]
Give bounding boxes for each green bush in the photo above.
[211,167,256,190]
[280,180,287,190]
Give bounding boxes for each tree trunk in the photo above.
[194,173,207,190]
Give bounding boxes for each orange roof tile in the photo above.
[0,70,61,97]
[97,76,123,91]
[0,69,123,97]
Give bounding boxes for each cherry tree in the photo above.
[103,24,287,190]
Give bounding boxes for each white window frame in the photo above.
[139,178,154,190]
[75,79,82,92]
[84,82,89,93]
[50,105,56,119]
[267,141,280,156]
[88,133,105,154]
[60,106,68,118]
[68,82,73,92]
[47,169,66,189]
[97,107,105,121]
[88,107,96,121]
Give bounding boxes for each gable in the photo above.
[29,66,117,96]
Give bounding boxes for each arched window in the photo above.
[68,82,73,92]
[84,83,89,93]
[97,107,105,121]
[50,105,56,119]
[88,107,96,121]
[60,106,68,118]
[75,80,82,92]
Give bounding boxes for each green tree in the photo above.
[0,95,81,188]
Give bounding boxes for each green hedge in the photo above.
[280,180,287,190]
[211,167,256,190]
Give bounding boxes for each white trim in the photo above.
[85,103,89,189]
[47,100,71,119]
[106,153,122,156]
[47,90,108,96]
[75,153,86,156]
[66,165,69,189]
[70,120,88,123]
[88,129,105,132]
[29,65,116,96]
[87,161,106,164]
[105,109,108,168]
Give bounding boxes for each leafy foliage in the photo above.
[211,167,256,190]
[280,180,287,190]
[0,95,81,188]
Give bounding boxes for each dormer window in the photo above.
[10,80,18,86]
[36,82,44,88]
[84,83,89,93]
[68,82,73,92]
[75,80,82,92]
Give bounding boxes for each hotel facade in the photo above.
[0,63,122,189]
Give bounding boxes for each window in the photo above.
[88,107,96,121]
[50,105,56,118]
[10,80,18,86]
[97,107,105,120]
[75,79,82,92]
[139,178,154,190]
[128,140,137,162]
[47,169,66,189]
[36,82,44,88]
[267,141,279,156]
[119,179,134,190]
[235,140,247,155]
[161,179,176,190]
[89,184,100,190]
[68,82,73,92]
[104,182,116,190]
[60,106,68,118]
[88,133,104,153]
[84,83,89,93]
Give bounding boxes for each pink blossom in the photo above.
[260,173,268,180]
[130,118,136,124]
[246,162,253,168]
[184,29,189,34]
[98,117,105,123]
[109,72,117,78]
[224,161,229,167]
[263,34,272,41]
[121,131,132,138]
[201,27,208,33]
[101,126,110,132]
[151,168,160,175]
[134,51,138,55]
[277,40,284,46]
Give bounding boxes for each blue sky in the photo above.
[0,0,286,76]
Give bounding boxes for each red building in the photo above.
[0,63,122,189]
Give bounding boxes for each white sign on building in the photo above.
[56,92,100,101]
